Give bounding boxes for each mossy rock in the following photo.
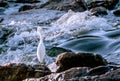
[0,48,3,54]
[46,47,71,57]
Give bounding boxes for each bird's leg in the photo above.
[39,58,46,65]
[39,62,45,66]
[42,58,46,65]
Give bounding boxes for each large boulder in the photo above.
[56,52,108,72]
[0,63,51,81]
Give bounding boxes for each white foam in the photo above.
[43,10,114,41]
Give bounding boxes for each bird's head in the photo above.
[37,27,42,35]
[37,27,47,40]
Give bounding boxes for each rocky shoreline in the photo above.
[0,52,120,81]
[0,0,120,81]
[0,63,51,81]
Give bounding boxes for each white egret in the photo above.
[37,27,46,64]
[36,27,57,72]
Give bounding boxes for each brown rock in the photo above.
[43,0,87,12]
[56,52,108,72]
[23,65,120,81]
[0,63,51,81]
[56,0,87,12]
[24,67,88,81]
[90,7,108,16]
[23,60,120,81]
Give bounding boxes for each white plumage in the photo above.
[37,27,46,64]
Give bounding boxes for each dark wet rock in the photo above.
[56,0,87,12]
[0,1,9,7]
[19,5,35,12]
[4,0,40,3]
[90,7,108,16]
[56,52,108,72]
[46,47,71,57]
[40,67,88,81]
[24,66,120,81]
[16,0,40,3]
[0,48,3,54]
[0,27,14,44]
[0,17,3,23]
[43,0,87,12]
[86,0,119,9]
[96,68,120,81]
[24,67,88,81]
[113,8,120,16]
[0,63,51,81]
[0,8,5,15]
[33,64,51,72]
[87,66,111,76]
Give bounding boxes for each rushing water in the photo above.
[0,1,120,66]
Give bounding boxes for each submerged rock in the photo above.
[19,5,35,12]
[113,8,120,16]
[56,52,108,72]
[46,47,71,57]
[0,27,14,44]
[0,63,51,81]
[0,17,3,22]
[0,1,8,7]
[90,6,108,16]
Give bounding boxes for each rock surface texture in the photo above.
[0,63,51,81]
[42,0,87,12]
[24,52,120,81]
[24,65,120,81]
[56,52,108,72]
[113,8,120,16]
[86,0,119,9]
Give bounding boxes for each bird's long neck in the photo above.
[39,32,43,43]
